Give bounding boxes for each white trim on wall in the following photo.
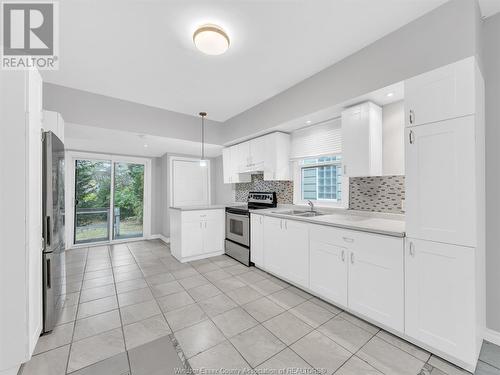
[484,328,500,347]
[65,150,152,249]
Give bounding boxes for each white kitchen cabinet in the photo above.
[170,209,225,263]
[405,238,478,368]
[309,226,348,307]
[263,216,309,288]
[405,57,475,127]
[42,110,65,144]
[250,214,264,267]
[347,231,404,332]
[405,116,476,247]
[222,132,291,183]
[341,101,382,177]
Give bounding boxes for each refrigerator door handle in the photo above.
[46,258,51,289]
[46,216,51,246]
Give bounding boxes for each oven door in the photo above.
[225,212,250,247]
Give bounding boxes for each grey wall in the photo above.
[43,83,225,145]
[483,12,500,333]
[150,157,163,235]
[382,101,405,176]
[221,0,479,143]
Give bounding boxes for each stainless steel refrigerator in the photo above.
[42,131,65,333]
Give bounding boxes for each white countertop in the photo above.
[250,205,405,237]
[170,204,229,211]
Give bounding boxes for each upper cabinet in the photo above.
[405,57,475,127]
[341,101,382,177]
[222,132,291,183]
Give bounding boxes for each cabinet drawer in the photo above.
[309,224,360,247]
[182,209,224,223]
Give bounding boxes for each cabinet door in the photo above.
[181,221,204,257]
[405,238,476,365]
[229,145,251,183]
[222,148,231,183]
[263,216,286,276]
[250,214,264,266]
[405,57,475,127]
[250,137,266,168]
[283,220,309,288]
[203,218,224,254]
[309,227,348,307]
[348,232,404,331]
[405,117,475,246]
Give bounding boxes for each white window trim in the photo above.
[65,150,152,249]
[292,158,349,209]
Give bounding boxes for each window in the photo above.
[300,156,342,202]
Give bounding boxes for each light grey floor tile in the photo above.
[195,262,220,274]
[187,283,222,302]
[157,290,195,312]
[230,324,286,368]
[335,355,383,375]
[289,300,335,328]
[480,341,500,370]
[83,268,113,281]
[120,299,161,325]
[204,269,232,282]
[57,292,80,309]
[165,303,208,331]
[174,320,226,358]
[57,303,78,325]
[227,285,264,305]
[141,265,170,277]
[268,289,307,309]
[198,293,238,317]
[242,297,285,322]
[150,280,184,297]
[263,311,313,345]
[376,330,430,362]
[256,347,312,372]
[81,275,114,290]
[286,286,314,300]
[171,267,199,280]
[338,311,380,335]
[213,277,247,293]
[249,278,285,295]
[317,316,374,353]
[34,322,74,355]
[309,297,343,315]
[77,296,118,319]
[69,352,130,375]
[178,274,209,290]
[115,278,148,294]
[114,270,144,283]
[117,287,154,307]
[79,284,116,303]
[225,264,251,276]
[123,314,171,350]
[67,328,125,373]
[237,270,267,284]
[189,340,251,372]
[128,336,184,375]
[358,336,425,375]
[475,361,500,375]
[428,355,472,375]
[20,345,70,375]
[73,309,121,341]
[113,264,140,275]
[290,330,351,374]
[145,272,175,285]
[212,307,259,337]
[212,257,239,268]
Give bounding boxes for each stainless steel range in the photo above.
[225,192,277,266]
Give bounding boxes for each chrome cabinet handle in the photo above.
[285,220,288,230]
[259,216,262,224]
[350,252,355,264]
[409,130,415,144]
[409,110,415,124]
[342,236,354,243]
[204,222,207,229]
[409,241,415,257]
[341,250,346,262]
[280,220,282,230]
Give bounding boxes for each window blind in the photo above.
[290,118,342,159]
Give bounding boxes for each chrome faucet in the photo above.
[307,200,314,212]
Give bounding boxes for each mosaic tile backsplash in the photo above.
[235,174,293,204]
[349,175,405,214]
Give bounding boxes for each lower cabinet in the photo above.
[405,238,478,367]
[170,209,225,262]
[263,216,309,289]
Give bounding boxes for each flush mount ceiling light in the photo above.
[193,24,230,55]
[387,92,394,97]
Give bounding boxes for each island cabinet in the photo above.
[170,209,225,263]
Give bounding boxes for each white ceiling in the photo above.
[65,123,223,158]
[43,0,453,122]
[479,0,500,18]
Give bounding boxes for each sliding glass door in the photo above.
[74,158,146,245]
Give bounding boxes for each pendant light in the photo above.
[199,112,208,167]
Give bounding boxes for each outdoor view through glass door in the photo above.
[74,159,145,244]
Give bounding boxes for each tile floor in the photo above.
[18,240,500,375]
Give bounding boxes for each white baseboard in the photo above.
[148,234,170,244]
[484,328,500,346]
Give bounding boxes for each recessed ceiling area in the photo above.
[42,0,453,122]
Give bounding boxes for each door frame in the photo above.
[168,155,211,207]
[65,150,152,248]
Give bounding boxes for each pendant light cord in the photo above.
[199,112,207,161]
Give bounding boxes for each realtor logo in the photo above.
[1,1,59,70]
